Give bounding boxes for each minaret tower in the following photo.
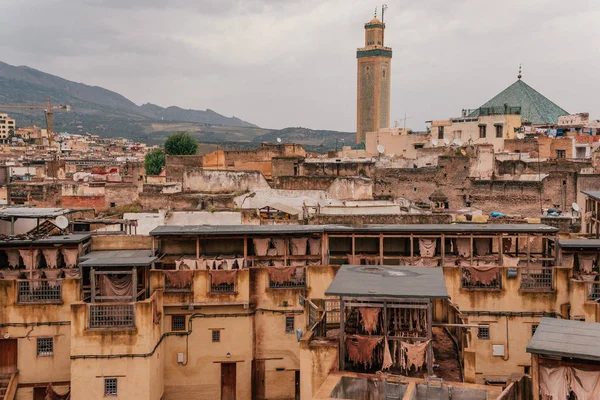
[356,6,392,144]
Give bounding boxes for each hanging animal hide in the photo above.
[235,258,246,269]
[502,255,520,267]
[42,249,60,269]
[465,266,499,285]
[401,340,431,371]
[358,307,381,334]
[560,253,575,269]
[210,270,237,286]
[347,254,362,265]
[474,238,491,256]
[19,249,40,270]
[456,238,471,257]
[308,238,321,255]
[61,249,79,268]
[6,249,20,268]
[418,238,436,257]
[0,269,24,279]
[290,238,308,256]
[382,339,393,370]
[267,266,296,284]
[272,238,286,256]
[578,253,597,273]
[62,268,80,278]
[45,384,70,400]
[253,238,270,256]
[164,270,194,289]
[44,269,63,288]
[100,275,133,297]
[345,335,383,368]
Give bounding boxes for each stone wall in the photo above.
[312,213,452,225]
[183,169,270,193]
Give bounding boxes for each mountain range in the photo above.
[0,61,354,151]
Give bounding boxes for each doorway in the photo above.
[0,339,17,374]
[221,362,236,400]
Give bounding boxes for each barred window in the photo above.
[532,324,539,336]
[104,378,117,397]
[37,337,53,356]
[477,325,490,340]
[285,316,295,334]
[479,124,487,138]
[212,330,220,343]
[172,315,185,331]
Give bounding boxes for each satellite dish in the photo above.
[377,144,385,154]
[572,202,580,212]
[443,138,450,145]
[55,216,69,230]
[517,133,525,139]
[453,139,462,146]
[3,332,9,339]
[276,138,282,143]
[431,139,439,146]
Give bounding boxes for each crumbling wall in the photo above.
[327,177,373,200]
[312,213,452,225]
[105,184,139,208]
[272,176,336,191]
[183,169,270,193]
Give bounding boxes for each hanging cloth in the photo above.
[456,238,471,257]
[272,238,286,256]
[578,253,597,273]
[210,270,237,286]
[539,366,569,400]
[164,270,194,289]
[382,340,393,370]
[502,255,520,267]
[291,238,308,256]
[42,249,60,269]
[465,266,499,285]
[401,340,431,372]
[45,384,70,400]
[6,249,20,268]
[253,238,270,256]
[100,274,133,297]
[308,238,321,255]
[19,249,40,270]
[345,335,383,368]
[418,238,436,257]
[62,268,80,278]
[569,367,600,400]
[474,238,491,256]
[267,266,297,284]
[347,254,362,264]
[61,249,79,268]
[44,269,62,288]
[358,307,380,334]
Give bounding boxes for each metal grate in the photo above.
[285,316,295,334]
[269,267,306,289]
[589,283,600,302]
[171,315,186,331]
[461,268,501,290]
[36,337,53,356]
[210,283,235,294]
[212,330,220,342]
[104,378,117,397]
[17,280,62,303]
[477,325,490,340]
[324,299,340,324]
[520,268,554,291]
[89,304,135,329]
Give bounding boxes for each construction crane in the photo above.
[0,98,71,146]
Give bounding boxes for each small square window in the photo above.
[285,316,295,334]
[477,325,490,340]
[37,337,53,356]
[212,330,220,343]
[104,378,117,397]
[172,315,185,331]
[556,150,566,159]
[532,324,539,336]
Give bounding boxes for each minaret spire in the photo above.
[518,64,522,80]
[374,6,377,18]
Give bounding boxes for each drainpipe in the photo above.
[503,315,510,361]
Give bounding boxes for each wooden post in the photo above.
[499,234,504,265]
[410,233,414,265]
[532,354,540,400]
[10,217,14,236]
[90,268,96,303]
[351,234,356,261]
[441,234,445,266]
[427,300,433,376]
[196,236,200,259]
[151,237,156,256]
[321,234,327,265]
[527,234,531,268]
[339,297,346,371]
[383,300,388,345]
[470,234,473,266]
[379,233,384,265]
[132,267,138,302]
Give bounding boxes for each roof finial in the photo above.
[374,6,378,18]
[518,64,522,80]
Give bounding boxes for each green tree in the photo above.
[144,149,166,176]
[164,132,198,155]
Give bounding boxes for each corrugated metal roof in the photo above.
[557,238,600,250]
[325,265,448,299]
[470,80,568,125]
[150,224,558,236]
[582,190,600,202]
[0,233,91,246]
[79,250,156,267]
[527,317,600,361]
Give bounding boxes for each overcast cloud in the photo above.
[0,0,598,131]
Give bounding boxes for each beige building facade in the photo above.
[0,113,16,143]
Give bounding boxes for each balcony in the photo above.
[17,279,62,304]
[88,303,135,329]
[520,268,554,291]
[461,267,501,290]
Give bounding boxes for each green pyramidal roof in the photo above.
[470,80,569,125]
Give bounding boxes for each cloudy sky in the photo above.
[1,0,599,131]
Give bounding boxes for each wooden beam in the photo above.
[339,297,346,371]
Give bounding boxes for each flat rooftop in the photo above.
[0,233,91,246]
[79,250,157,267]
[527,317,600,361]
[0,207,81,219]
[325,265,448,299]
[150,223,558,236]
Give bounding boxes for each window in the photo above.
[477,325,490,340]
[212,330,220,343]
[172,315,185,331]
[104,378,117,397]
[479,125,487,138]
[414,144,424,149]
[495,124,503,138]
[110,202,116,208]
[285,316,295,334]
[437,126,444,139]
[532,324,539,336]
[37,337,53,356]
[556,149,566,159]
